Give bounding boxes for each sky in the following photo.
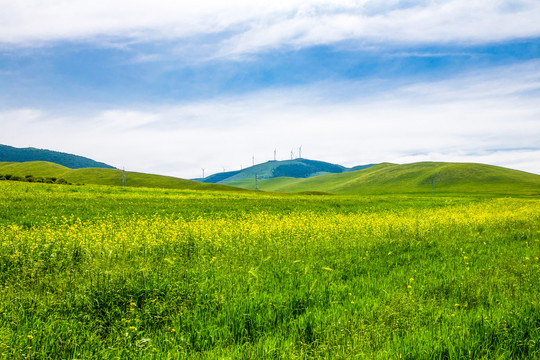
[1,0,540,178]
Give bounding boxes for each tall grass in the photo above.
[0,181,539,359]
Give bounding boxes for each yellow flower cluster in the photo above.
[1,198,538,264]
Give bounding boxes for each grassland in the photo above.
[227,162,540,195]
[0,161,241,192]
[0,180,539,359]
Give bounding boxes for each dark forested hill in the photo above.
[195,158,375,183]
[0,144,115,169]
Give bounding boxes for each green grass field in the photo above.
[1,178,539,359]
[227,162,540,195]
[0,161,242,192]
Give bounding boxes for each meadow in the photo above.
[0,181,539,359]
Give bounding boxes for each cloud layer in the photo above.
[2,1,540,58]
[2,1,539,178]
[2,60,539,178]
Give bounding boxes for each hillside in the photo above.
[0,161,244,192]
[0,144,115,169]
[227,162,540,195]
[197,158,375,183]
[199,170,242,184]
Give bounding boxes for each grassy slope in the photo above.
[229,162,540,195]
[214,160,301,183]
[226,177,306,191]
[0,161,72,177]
[4,160,539,195]
[0,161,243,192]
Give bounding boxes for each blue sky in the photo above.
[1,0,540,178]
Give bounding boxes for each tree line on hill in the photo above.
[0,174,72,185]
[0,144,115,169]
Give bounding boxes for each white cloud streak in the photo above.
[1,60,539,178]
[1,1,540,57]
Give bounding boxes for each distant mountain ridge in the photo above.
[195,158,375,183]
[0,144,115,169]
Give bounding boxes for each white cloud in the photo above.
[1,60,539,178]
[1,0,540,58]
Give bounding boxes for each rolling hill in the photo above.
[0,161,244,192]
[196,158,375,183]
[226,162,540,195]
[0,144,115,169]
[3,160,539,196]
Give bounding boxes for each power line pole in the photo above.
[122,168,126,187]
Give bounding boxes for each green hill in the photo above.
[196,158,374,183]
[0,144,115,169]
[227,162,540,195]
[198,170,242,184]
[4,160,538,196]
[0,161,244,192]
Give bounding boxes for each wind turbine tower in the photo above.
[299,145,302,159]
[274,149,276,161]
